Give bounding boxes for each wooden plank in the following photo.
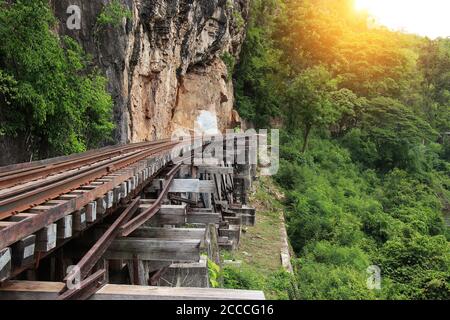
[227,205,256,216]
[9,213,37,222]
[0,281,266,300]
[28,205,56,212]
[0,222,16,229]
[130,227,205,240]
[197,166,234,175]
[159,204,187,215]
[150,179,215,193]
[224,216,242,226]
[139,204,187,215]
[147,214,186,227]
[105,239,201,262]
[140,199,157,204]
[187,212,221,225]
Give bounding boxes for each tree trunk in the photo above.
[302,124,312,153]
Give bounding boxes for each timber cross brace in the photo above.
[0,136,263,300]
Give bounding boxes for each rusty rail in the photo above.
[119,163,182,237]
[0,141,178,219]
[57,269,107,300]
[0,140,170,189]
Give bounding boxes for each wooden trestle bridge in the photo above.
[0,136,264,300]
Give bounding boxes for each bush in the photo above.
[0,0,114,158]
[97,0,132,28]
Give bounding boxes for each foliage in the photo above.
[207,258,221,288]
[275,136,449,299]
[97,0,132,28]
[222,265,265,291]
[236,0,449,299]
[231,0,450,301]
[284,66,340,152]
[221,52,237,82]
[222,264,297,300]
[0,0,114,158]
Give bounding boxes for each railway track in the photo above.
[0,135,251,278]
[0,140,180,219]
[0,134,264,300]
[0,140,172,189]
[0,138,197,252]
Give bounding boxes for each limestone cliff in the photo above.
[51,0,249,143]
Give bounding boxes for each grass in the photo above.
[220,176,296,299]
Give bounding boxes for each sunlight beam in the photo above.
[354,0,450,38]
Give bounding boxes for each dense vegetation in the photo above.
[0,0,114,159]
[235,0,449,299]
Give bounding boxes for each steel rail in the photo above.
[57,269,106,300]
[0,146,157,202]
[0,139,172,176]
[0,143,184,250]
[0,140,171,189]
[63,197,141,286]
[118,163,182,237]
[0,148,140,202]
[0,141,179,219]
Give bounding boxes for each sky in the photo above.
[355,0,450,39]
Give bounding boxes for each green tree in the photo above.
[0,0,114,158]
[285,66,340,152]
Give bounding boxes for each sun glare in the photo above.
[354,0,450,39]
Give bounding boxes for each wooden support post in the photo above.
[105,239,201,262]
[57,215,73,240]
[127,257,148,286]
[0,248,12,282]
[86,202,97,223]
[106,191,114,209]
[11,235,36,268]
[96,197,107,216]
[73,209,87,232]
[114,186,122,203]
[35,224,57,252]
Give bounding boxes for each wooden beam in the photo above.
[187,212,221,225]
[140,204,187,215]
[0,248,11,282]
[197,166,234,175]
[130,227,205,240]
[149,179,215,193]
[0,281,266,300]
[85,202,97,223]
[35,224,57,252]
[11,235,36,268]
[96,197,107,216]
[56,215,73,240]
[105,238,201,262]
[73,209,87,232]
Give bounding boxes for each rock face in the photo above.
[51,0,248,143]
